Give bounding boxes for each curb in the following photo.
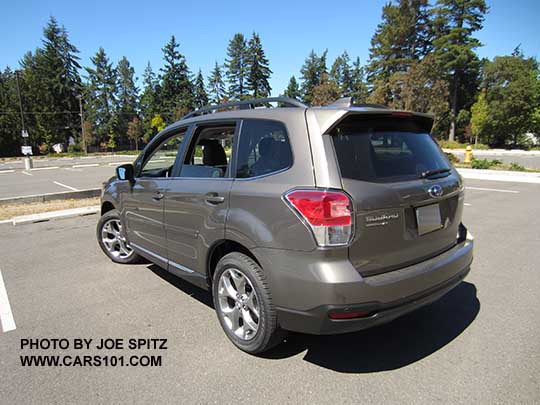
[457,168,540,184]
[0,189,101,205]
[7,205,100,225]
[444,148,540,156]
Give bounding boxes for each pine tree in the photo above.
[283,76,301,100]
[246,33,272,98]
[330,51,354,96]
[350,57,369,103]
[367,0,432,102]
[193,69,208,108]
[160,35,193,120]
[432,0,488,141]
[225,33,248,100]
[300,50,328,104]
[0,68,21,156]
[85,47,118,145]
[207,62,226,104]
[19,17,82,148]
[311,73,340,106]
[116,56,138,140]
[140,62,160,141]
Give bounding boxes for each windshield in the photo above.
[330,115,450,183]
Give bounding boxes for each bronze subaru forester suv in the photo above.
[97,97,474,354]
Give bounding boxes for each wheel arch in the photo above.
[207,239,262,285]
[101,200,116,215]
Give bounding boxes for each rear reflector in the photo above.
[284,189,353,246]
[328,310,370,320]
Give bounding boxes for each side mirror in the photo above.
[116,163,134,183]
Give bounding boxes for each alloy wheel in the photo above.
[101,218,133,259]
[217,268,261,341]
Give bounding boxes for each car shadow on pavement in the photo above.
[147,264,479,373]
[262,281,480,373]
[148,264,214,309]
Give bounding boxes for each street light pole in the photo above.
[15,70,32,169]
[77,95,86,154]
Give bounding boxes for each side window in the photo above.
[180,123,236,178]
[236,120,292,178]
[140,130,186,178]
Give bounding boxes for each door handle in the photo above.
[152,191,164,201]
[205,193,225,204]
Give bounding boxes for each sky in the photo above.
[1,0,539,95]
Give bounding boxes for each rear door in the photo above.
[329,113,463,276]
[164,121,237,278]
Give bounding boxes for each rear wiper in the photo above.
[419,168,451,179]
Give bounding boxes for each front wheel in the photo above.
[212,252,286,354]
[97,209,142,264]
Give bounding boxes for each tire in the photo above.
[96,209,142,264]
[212,252,286,354]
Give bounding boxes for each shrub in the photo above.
[471,158,502,169]
[445,152,460,164]
[509,162,526,171]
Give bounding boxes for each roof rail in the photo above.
[328,97,388,109]
[182,97,308,120]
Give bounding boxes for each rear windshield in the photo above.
[330,115,450,183]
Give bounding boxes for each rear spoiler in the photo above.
[326,110,434,135]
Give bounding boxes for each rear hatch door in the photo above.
[329,113,463,277]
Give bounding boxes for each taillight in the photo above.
[284,189,353,247]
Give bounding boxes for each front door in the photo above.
[164,121,237,278]
[123,129,188,266]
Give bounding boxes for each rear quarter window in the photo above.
[236,119,292,178]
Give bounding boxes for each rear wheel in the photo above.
[97,209,142,264]
[212,252,285,354]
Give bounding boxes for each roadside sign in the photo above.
[21,146,32,155]
[21,129,29,138]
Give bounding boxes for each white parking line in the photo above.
[73,163,99,168]
[53,181,79,191]
[21,171,33,176]
[466,186,519,194]
[0,269,16,332]
[108,162,132,166]
[0,170,15,174]
[30,166,59,171]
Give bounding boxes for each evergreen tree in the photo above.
[140,62,160,141]
[116,56,138,140]
[300,50,328,104]
[246,33,272,98]
[330,51,353,96]
[193,69,209,108]
[160,35,193,120]
[207,62,226,104]
[367,0,432,102]
[19,17,82,148]
[0,68,21,157]
[432,0,488,141]
[85,47,118,145]
[225,33,248,100]
[310,73,340,106]
[350,57,369,103]
[283,76,301,100]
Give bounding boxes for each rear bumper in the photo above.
[254,233,473,335]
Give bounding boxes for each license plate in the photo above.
[415,204,443,236]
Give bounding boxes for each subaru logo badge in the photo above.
[428,185,443,198]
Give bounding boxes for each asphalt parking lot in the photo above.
[0,178,539,403]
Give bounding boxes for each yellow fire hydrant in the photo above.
[464,145,473,164]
